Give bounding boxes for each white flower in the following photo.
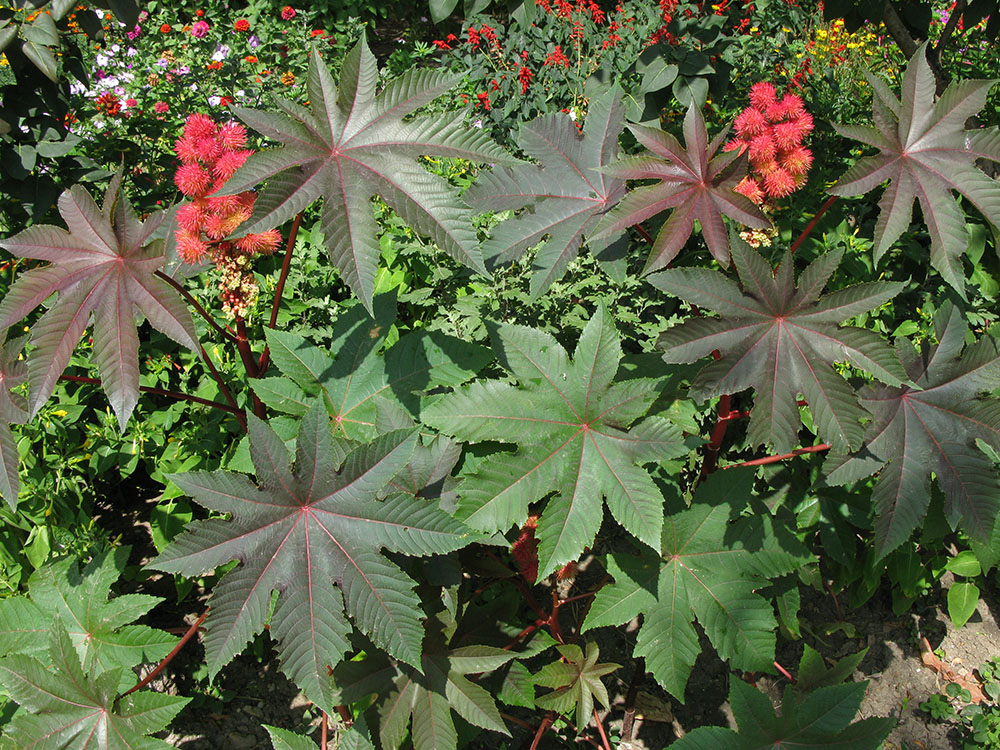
[96,53,110,67]
[473,119,483,128]
[69,81,87,95]
[126,47,138,57]
[211,45,230,61]
[208,95,221,106]
[568,109,577,121]
[110,43,120,53]
[235,89,245,98]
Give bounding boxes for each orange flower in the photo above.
[280,71,295,85]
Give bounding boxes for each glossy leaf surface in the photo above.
[830,43,1000,297]
[593,102,769,272]
[651,240,906,453]
[0,180,198,428]
[150,402,480,709]
[220,38,514,310]
[824,302,1000,557]
[423,305,687,578]
[464,87,627,297]
[584,470,811,700]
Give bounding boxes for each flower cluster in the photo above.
[173,114,281,319]
[726,82,813,204]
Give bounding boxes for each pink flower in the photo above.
[191,20,210,38]
[125,98,138,108]
[154,101,169,114]
[281,5,296,19]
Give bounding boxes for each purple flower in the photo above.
[191,20,210,38]
[248,34,260,48]
[175,65,191,75]
[126,25,141,40]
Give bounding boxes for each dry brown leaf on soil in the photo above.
[919,637,986,703]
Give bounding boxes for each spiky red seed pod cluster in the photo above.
[726,82,814,204]
[512,516,540,583]
[173,114,281,318]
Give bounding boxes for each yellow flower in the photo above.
[280,71,295,86]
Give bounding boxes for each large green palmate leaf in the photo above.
[423,305,688,579]
[218,37,515,311]
[824,302,1000,557]
[667,678,894,749]
[650,238,907,453]
[592,102,769,273]
[830,43,1000,297]
[0,547,175,690]
[0,176,199,428]
[584,470,812,700]
[255,294,491,440]
[0,621,188,750]
[533,642,619,730]
[0,335,28,508]
[463,86,628,297]
[149,401,482,710]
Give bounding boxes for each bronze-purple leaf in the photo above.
[0,181,199,428]
[592,101,769,272]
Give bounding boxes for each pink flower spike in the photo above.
[183,113,217,141]
[748,81,776,110]
[763,168,796,198]
[217,121,248,151]
[174,163,213,197]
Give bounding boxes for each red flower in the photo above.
[95,92,122,117]
[219,95,234,107]
[432,39,451,49]
[518,65,532,94]
[195,9,204,16]
[154,101,169,114]
[544,45,570,68]
[281,5,296,19]
[160,23,171,33]
[476,91,490,110]
[311,29,325,37]
[245,55,258,63]
[125,98,137,108]
[234,18,250,32]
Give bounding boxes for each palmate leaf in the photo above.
[533,642,619,730]
[148,401,481,711]
[377,642,516,750]
[464,86,628,297]
[592,102,769,273]
[667,679,894,749]
[0,177,199,428]
[650,238,907,453]
[830,43,1000,297]
[0,335,28,509]
[584,470,812,700]
[257,294,491,440]
[423,305,688,579]
[219,37,515,312]
[824,302,1000,557]
[0,621,188,750]
[0,547,175,689]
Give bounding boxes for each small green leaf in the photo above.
[947,582,980,628]
[945,550,982,578]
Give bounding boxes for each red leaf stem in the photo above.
[723,443,831,468]
[701,392,731,478]
[321,711,329,750]
[154,270,237,344]
[198,344,247,432]
[258,211,303,374]
[774,660,796,683]
[234,317,266,419]
[120,608,208,698]
[788,195,837,257]
[530,712,555,750]
[593,707,612,750]
[58,374,242,419]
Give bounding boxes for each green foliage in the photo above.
[667,672,894,748]
[533,641,619,730]
[424,305,688,578]
[0,3,999,746]
[150,401,481,709]
[585,469,811,700]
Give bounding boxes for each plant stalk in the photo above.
[154,270,237,344]
[120,609,208,698]
[258,211,304,373]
